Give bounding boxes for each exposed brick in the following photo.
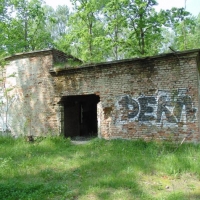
[3,49,200,142]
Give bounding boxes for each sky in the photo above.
[44,0,200,16]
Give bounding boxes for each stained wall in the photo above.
[5,49,70,136]
[4,49,200,142]
[51,50,200,142]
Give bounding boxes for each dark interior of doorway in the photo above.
[62,94,100,139]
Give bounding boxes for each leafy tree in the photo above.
[44,5,70,40]
[173,14,200,50]
[122,0,162,56]
[0,0,198,62]
[0,0,53,54]
[160,10,198,52]
[44,5,71,53]
[0,0,10,56]
[191,14,200,49]
[67,0,105,62]
[102,0,127,60]
[0,65,17,134]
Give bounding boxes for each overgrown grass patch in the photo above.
[0,136,200,199]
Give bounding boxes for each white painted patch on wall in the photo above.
[115,89,197,128]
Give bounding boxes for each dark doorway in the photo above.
[61,94,100,138]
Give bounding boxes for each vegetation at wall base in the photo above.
[0,136,199,200]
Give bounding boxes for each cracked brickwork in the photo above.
[4,49,200,142]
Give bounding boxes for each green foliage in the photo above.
[161,10,200,52]
[122,0,161,56]
[53,59,81,72]
[173,14,200,50]
[0,0,53,54]
[0,137,199,199]
[44,5,71,54]
[101,0,127,60]
[0,0,199,62]
[65,0,107,63]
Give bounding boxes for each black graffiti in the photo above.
[175,95,196,122]
[119,91,196,123]
[138,97,156,121]
[156,95,176,123]
[119,96,139,118]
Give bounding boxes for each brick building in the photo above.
[3,48,200,142]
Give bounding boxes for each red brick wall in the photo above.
[52,51,200,142]
[5,49,200,142]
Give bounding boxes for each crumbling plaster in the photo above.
[3,49,200,142]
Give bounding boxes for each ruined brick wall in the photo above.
[5,50,60,137]
[197,54,200,141]
[4,49,200,142]
[52,51,200,142]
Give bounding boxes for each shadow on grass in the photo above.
[0,137,199,199]
[185,193,200,200]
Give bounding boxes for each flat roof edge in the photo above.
[49,49,200,75]
[82,49,200,68]
[4,49,54,61]
[4,48,200,66]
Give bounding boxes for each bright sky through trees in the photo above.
[1,0,199,61]
[44,0,200,16]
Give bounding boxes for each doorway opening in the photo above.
[61,94,100,138]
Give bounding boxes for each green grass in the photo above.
[0,136,200,200]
